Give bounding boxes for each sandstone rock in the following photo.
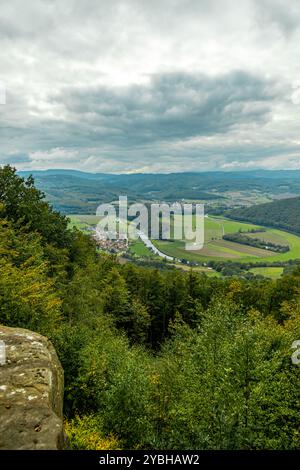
[0,325,64,449]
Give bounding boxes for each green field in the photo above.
[153,216,300,263]
[248,267,284,279]
[68,215,93,230]
[68,214,101,225]
[68,214,128,233]
[69,214,300,266]
[174,263,220,276]
[129,240,158,258]
[68,214,102,229]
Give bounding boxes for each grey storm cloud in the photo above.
[254,0,300,37]
[1,0,300,172]
[50,71,275,146]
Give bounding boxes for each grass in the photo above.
[245,231,289,246]
[68,214,128,232]
[249,267,284,279]
[69,213,300,266]
[174,263,220,276]
[153,216,300,263]
[68,215,92,230]
[213,239,275,257]
[129,241,158,258]
[68,214,101,225]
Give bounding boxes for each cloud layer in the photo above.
[1,0,300,172]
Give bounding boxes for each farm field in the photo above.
[129,240,159,258]
[69,214,101,225]
[153,216,300,263]
[69,214,300,265]
[68,214,101,229]
[173,263,220,276]
[248,267,284,279]
[68,214,128,234]
[245,231,288,245]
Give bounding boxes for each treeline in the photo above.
[223,232,289,253]
[229,196,300,235]
[1,166,300,450]
[206,258,299,278]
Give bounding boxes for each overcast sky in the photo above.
[1,0,300,173]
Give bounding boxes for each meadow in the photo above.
[248,266,284,279]
[153,216,300,264]
[68,214,300,276]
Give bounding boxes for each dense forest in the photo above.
[1,165,300,450]
[229,197,300,235]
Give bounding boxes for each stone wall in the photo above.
[0,325,64,449]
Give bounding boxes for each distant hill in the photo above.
[229,196,300,235]
[17,169,300,214]
[19,169,109,180]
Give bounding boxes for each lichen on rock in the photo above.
[0,325,64,449]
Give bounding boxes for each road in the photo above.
[137,230,175,261]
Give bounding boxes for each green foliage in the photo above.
[0,165,71,248]
[1,165,300,450]
[65,415,121,450]
[154,301,300,449]
[230,196,300,235]
[0,219,61,335]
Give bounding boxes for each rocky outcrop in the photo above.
[0,325,64,449]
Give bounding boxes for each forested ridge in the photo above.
[18,169,300,214]
[229,197,300,235]
[1,165,300,450]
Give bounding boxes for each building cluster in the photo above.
[92,229,128,254]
